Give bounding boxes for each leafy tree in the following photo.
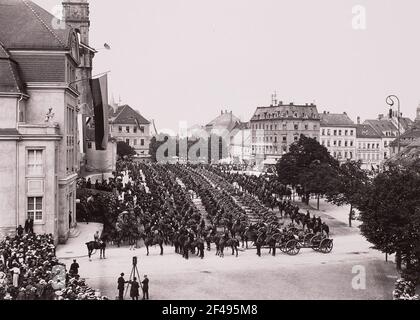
[276,135,339,205]
[304,161,339,210]
[117,141,136,158]
[326,160,369,227]
[358,161,420,272]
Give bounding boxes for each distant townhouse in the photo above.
[319,112,356,163]
[109,105,151,158]
[363,112,413,161]
[355,125,383,170]
[389,104,420,156]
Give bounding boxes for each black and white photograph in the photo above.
[0,0,420,309]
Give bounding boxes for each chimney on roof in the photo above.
[378,114,384,120]
[323,111,327,114]
[279,101,283,105]
[357,116,361,125]
[343,112,347,115]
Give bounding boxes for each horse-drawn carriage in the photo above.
[280,233,334,256]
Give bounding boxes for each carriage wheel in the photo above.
[310,235,321,251]
[286,240,300,256]
[279,243,288,253]
[320,239,333,254]
[304,233,314,245]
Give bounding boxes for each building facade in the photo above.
[110,104,151,157]
[229,122,252,164]
[0,0,86,243]
[319,112,356,163]
[355,125,383,170]
[250,101,321,165]
[389,104,420,156]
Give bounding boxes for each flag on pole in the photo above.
[90,74,109,150]
[77,114,85,153]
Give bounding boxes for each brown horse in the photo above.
[86,241,106,260]
[143,233,164,256]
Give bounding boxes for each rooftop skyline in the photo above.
[35,0,420,132]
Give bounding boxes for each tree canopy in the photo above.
[326,160,369,226]
[117,141,136,158]
[358,161,420,271]
[276,135,339,204]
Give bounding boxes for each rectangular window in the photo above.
[350,130,354,136]
[334,130,337,136]
[294,124,299,130]
[27,197,43,222]
[134,127,138,134]
[126,139,130,145]
[322,129,325,136]
[119,126,123,133]
[66,106,76,173]
[141,139,145,146]
[126,126,130,133]
[87,142,92,149]
[28,150,43,176]
[140,126,145,133]
[345,130,348,136]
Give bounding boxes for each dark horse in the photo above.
[86,241,106,260]
[143,233,164,256]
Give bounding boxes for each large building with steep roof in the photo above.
[249,101,321,165]
[0,0,93,243]
[109,104,151,157]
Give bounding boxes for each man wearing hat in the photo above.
[141,275,149,300]
[117,273,127,300]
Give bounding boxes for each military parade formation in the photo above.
[79,160,333,261]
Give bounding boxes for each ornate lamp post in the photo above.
[386,95,401,153]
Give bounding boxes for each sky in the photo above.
[35,0,420,132]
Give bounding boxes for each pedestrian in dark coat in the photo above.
[117,273,126,300]
[28,218,34,234]
[17,225,24,237]
[130,277,140,300]
[141,275,149,300]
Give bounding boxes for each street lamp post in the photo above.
[386,95,401,153]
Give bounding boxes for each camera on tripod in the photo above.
[132,256,137,266]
